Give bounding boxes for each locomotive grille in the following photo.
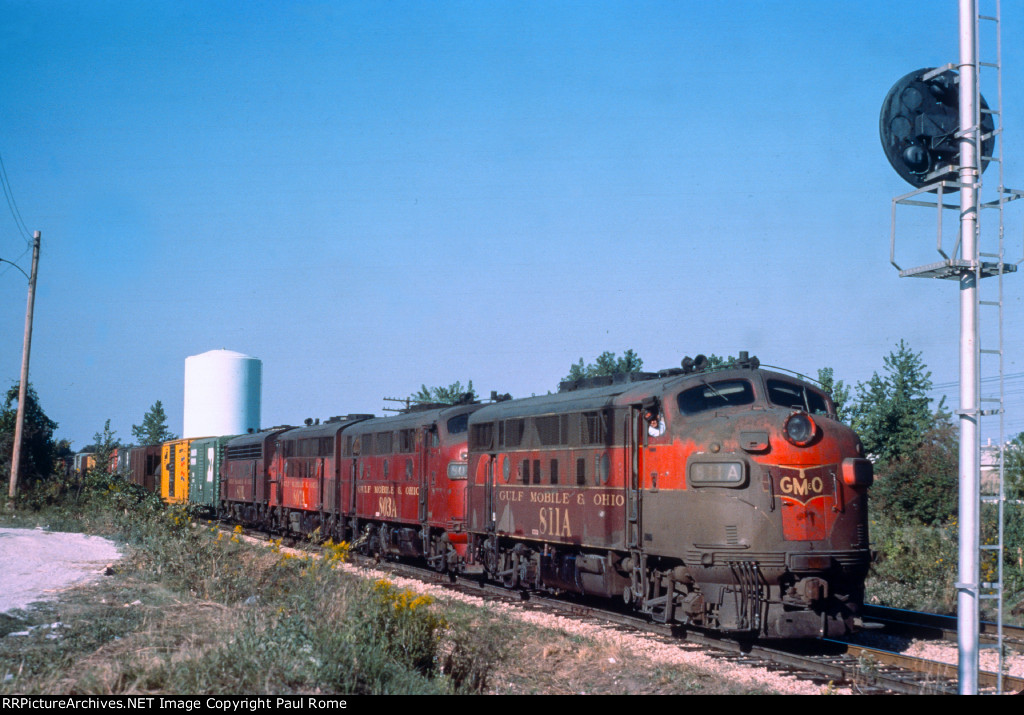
[726,525,739,545]
[536,415,569,446]
[226,444,262,460]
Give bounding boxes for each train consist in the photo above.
[111,353,873,639]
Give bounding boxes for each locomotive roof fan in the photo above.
[879,67,994,188]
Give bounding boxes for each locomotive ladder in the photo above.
[889,0,1021,693]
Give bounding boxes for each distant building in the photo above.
[982,439,1005,494]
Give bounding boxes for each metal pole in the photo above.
[7,231,41,506]
[957,0,980,695]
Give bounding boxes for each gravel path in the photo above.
[0,527,122,614]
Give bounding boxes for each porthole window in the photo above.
[502,455,511,482]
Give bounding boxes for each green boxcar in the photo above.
[188,436,234,511]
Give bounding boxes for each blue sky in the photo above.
[2,0,1023,448]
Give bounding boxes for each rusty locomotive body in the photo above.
[462,356,872,638]
[196,354,870,639]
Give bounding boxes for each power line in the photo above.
[0,150,32,245]
[0,244,31,280]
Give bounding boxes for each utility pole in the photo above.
[7,230,41,507]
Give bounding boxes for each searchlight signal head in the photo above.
[879,67,994,188]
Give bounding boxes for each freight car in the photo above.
[153,353,871,639]
[127,444,161,492]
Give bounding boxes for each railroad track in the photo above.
[350,554,1007,694]
[862,604,1024,652]
[230,527,1023,694]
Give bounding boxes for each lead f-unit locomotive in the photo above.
[462,354,872,638]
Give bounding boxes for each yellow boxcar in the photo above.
[161,438,193,503]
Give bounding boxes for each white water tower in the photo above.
[183,349,262,438]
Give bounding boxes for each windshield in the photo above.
[676,379,755,415]
[766,379,830,415]
[446,413,469,434]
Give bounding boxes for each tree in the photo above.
[132,400,177,445]
[850,341,956,524]
[53,438,74,476]
[564,350,644,383]
[409,380,476,406]
[870,414,958,525]
[91,419,121,473]
[704,354,736,369]
[850,340,935,465]
[0,382,58,490]
[817,367,852,424]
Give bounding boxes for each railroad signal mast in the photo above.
[882,0,1021,695]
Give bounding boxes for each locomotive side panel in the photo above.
[466,400,632,551]
[334,405,481,564]
[220,428,289,527]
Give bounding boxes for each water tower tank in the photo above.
[183,349,262,438]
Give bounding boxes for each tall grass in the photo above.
[0,471,499,694]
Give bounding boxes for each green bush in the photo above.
[866,514,958,613]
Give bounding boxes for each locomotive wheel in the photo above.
[370,527,384,560]
[429,537,446,573]
[483,542,498,576]
[501,552,518,589]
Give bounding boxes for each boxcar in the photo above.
[128,445,162,492]
[160,438,194,504]
[188,436,235,513]
[73,451,97,475]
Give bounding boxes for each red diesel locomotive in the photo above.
[462,353,872,638]
[218,402,484,572]
[214,353,872,639]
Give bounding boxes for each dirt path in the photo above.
[0,527,122,614]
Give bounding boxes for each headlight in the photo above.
[784,412,816,446]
